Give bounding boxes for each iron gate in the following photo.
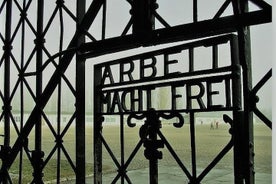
[94,34,243,183]
[0,0,272,183]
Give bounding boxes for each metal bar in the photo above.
[94,65,103,183]
[189,48,194,72]
[81,8,272,58]
[57,54,62,184]
[121,17,133,36]
[238,9,255,184]
[19,1,26,182]
[193,0,198,22]
[1,0,12,183]
[0,0,104,174]
[157,130,192,180]
[3,0,11,151]
[251,69,272,94]
[120,114,125,184]
[213,0,232,19]
[112,139,144,183]
[76,0,86,183]
[252,70,272,129]
[232,1,254,183]
[190,112,197,183]
[249,0,272,9]
[229,32,244,184]
[153,11,170,28]
[253,108,272,129]
[212,45,218,69]
[33,0,44,182]
[101,0,106,40]
[95,34,231,68]
[197,140,233,182]
[101,134,121,168]
[148,119,158,184]
[61,144,77,172]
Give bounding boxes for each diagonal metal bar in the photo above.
[0,90,4,102]
[0,32,4,43]
[61,3,77,22]
[42,6,59,38]
[197,139,234,182]
[0,0,7,13]
[13,0,37,35]
[157,130,193,180]
[112,139,143,184]
[42,144,58,169]
[121,17,133,36]
[253,108,272,129]
[250,0,272,9]
[251,69,272,128]
[61,144,77,172]
[0,0,105,173]
[42,47,76,96]
[60,112,76,138]
[100,134,121,168]
[251,69,272,94]
[41,110,58,138]
[100,133,134,184]
[153,11,170,28]
[213,0,232,19]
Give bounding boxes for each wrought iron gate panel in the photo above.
[0,0,88,183]
[0,0,272,183]
[94,34,242,183]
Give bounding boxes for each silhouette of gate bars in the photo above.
[0,0,272,183]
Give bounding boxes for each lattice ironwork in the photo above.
[0,0,272,183]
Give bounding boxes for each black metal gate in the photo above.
[0,0,272,183]
[94,34,244,183]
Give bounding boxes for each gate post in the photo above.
[233,0,255,183]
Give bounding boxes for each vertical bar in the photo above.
[147,111,159,184]
[190,112,197,183]
[120,114,125,184]
[94,65,103,184]
[212,45,218,69]
[19,1,26,183]
[101,0,106,40]
[57,2,64,183]
[239,23,255,184]
[189,48,194,72]
[1,0,12,183]
[76,0,86,183]
[3,0,11,150]
[233,1,254,183]
[230,35,244,183]
[57,76,61,183]
[33,0,44,182]
[193,0,198,22]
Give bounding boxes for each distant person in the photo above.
[210,122,214,129]
[215,121,219,129]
